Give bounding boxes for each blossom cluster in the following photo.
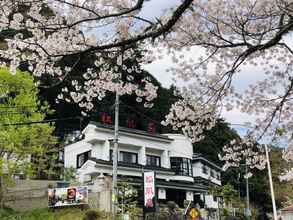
[57,49,158,114]
[154,0,293,142]
[219,137,267,178]
[162,98,218,143]
[0,1,159,113]
[280,142,293,181]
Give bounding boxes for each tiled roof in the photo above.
[88,121,173,141]
[88,157,174,173]
[122,176,208,192]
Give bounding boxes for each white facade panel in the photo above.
[193,162,221,186]
[158,188,166,200]
[64,142,92,168]
[186,191,194,201]
[165,134,193,159]
[205,195,219,209]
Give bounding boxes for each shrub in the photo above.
[83,210,101,220]
[167,201,178,212]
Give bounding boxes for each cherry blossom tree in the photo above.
[2,1,293,173]
[161,0,293,142]
[218,136,267,178]
[280,143,293,181]
[0,0,194,113]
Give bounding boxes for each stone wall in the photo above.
[4,179,58,211]
[3,179,112,212]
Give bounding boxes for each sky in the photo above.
[136,0,258,122]
[137,0,279,142]
[143,47,258,136]
[84,0,291,147]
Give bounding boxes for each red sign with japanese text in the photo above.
[101,112,112,124]
[143,171,156,209]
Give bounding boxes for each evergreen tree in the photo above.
[0,67,57,206]
[194,119,240,163]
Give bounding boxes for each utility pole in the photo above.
[245,164,250,218]
[264,144,277,220]
[112,92,119,218]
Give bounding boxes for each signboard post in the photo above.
[143,171,156,219]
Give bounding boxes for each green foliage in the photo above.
[194,119,240,163]
[62,167,77,182]
[0,208,54,220]
[166,201,178,212]
[0,207,110,220]
[117,179,138,216]
[0,68,57,204]
[269,147,293,208]
[221,146,293,212]
[83,210,102,220]
[210,184,238,205]
[222,208,229,216]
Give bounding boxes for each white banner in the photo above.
[158,188,166,200]
[144,171,155,208]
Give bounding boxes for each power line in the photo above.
[0,111,39,115]
[0,105,37,109]
[0,116,83,127]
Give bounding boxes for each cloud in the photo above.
[221,108,256,125]
[139,0,181,20]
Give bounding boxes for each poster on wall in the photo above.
[143,171,156,211]
[48,186,88,207]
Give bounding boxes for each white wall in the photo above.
[192,162,221,185]
[205,194,219,209]
[65,124,216,184]
[165,134,193,159]
[65,126,173,168]
[64,141,92,168]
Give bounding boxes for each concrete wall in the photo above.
[4,179,111,212]
[4,180,58,211]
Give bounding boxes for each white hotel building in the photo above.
[64,121,222,210]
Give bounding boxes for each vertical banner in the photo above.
[143,171,156,211]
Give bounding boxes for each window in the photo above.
[146,155,161,167]
[120,151,137,164]
[213,195,217,202]
[110,150,138,164]
[202,165,208,174]
[76,151,91,168]
[170,157,192,176]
